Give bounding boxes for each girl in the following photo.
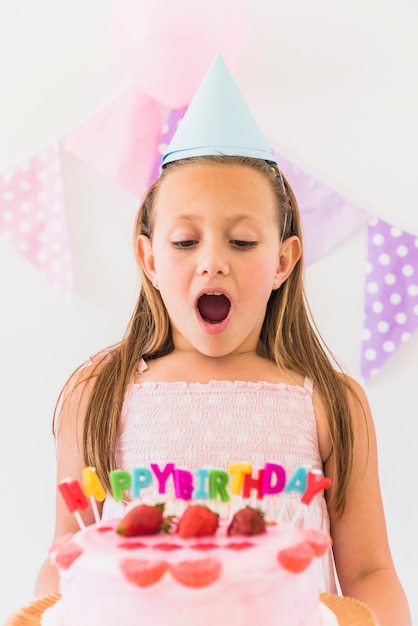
[35,155,411,624]
[35,57,411,625]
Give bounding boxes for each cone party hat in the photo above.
[162,54,277,166]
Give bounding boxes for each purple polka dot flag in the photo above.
[277,152,370,266]
[361,217,418,381]
[0,143,73,298]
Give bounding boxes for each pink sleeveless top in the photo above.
[101,358,337,593]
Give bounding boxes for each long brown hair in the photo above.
[55,155,354,521]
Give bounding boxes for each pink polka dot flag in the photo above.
[0,143,73,298]
[361,217,418,381]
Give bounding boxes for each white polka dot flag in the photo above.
[0,143,72,298]
[361,217,418,381]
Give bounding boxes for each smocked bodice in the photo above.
[117,378,322,476]
[101,362,337,593]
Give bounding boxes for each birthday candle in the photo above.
[58,478,89,529]
[277,465,310,522]
[228,463,252,495]
[290,469,332,525]
[150,463,175,494]
[208,469,231,503]
[109,469,131,502]
[173,469,194,500]
[192,468,210,499]
[262,463,286,495]
[82,467,106,522]
[131,467,153,499]
[301,470,332,505]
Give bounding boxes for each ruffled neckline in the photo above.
[131,379,309,394]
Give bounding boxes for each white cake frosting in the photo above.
[49,516,336,626]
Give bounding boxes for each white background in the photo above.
[1,0,417,622]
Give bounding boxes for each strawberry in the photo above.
[277,542,315,573]
[227,506,266,536]
[169,557,222,587]
[304,528,332,557]
[176,504,219,538]
[119,558,167,587]
[116,504,167,536]
[53,540,83,570]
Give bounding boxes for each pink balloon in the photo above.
[112,0,246,108]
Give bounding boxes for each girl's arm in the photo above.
[326,376,411,626]
[34,364,102,597]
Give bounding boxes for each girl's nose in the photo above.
[196,242,230,277]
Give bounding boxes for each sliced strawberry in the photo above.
[117,541,147,550]
[225,541,255,550]
[152,542,183,551]
[97,525,114,533]
[54,540,83,569]
[176,504,219,538]
[116,504,165,536]
[169,557,222,587]
[227,506,266,536]
[119,558,167,586]
[304,528,332,557]
[277,542,315,573]
[190,543,219,551]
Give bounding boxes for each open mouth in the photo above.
[197,293,231,324]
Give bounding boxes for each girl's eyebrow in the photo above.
[173,213,264,225]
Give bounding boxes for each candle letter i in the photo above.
[82,467,106,522]
[58,478,89,529]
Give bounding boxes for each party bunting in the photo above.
[2,97,417,380]
[61,86,162,200]
[148,107,186,184]
[361,217,418,381]
[0,143,72,298]
[277,152,371,266]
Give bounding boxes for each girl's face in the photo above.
[138,163,300,358]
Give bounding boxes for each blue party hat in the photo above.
[162,54,277,166]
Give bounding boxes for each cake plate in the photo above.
[4,592,378,626]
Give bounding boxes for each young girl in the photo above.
[35,60,411,626]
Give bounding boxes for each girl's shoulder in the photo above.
[335,371,369,407]
[60,349,117,400]
[86,348,115,367]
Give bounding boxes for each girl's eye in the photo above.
[172,240,197,248]
[231,240,257,249]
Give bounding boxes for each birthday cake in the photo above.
[47,463,338,626]
[49,503,337,626]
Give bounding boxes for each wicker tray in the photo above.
[5,592,377,625]
[5,594,60,626]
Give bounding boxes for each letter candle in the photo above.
[82,467,106,522]
[58,462,332,529]
[58,478,89,529]
[290,469,332,525]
